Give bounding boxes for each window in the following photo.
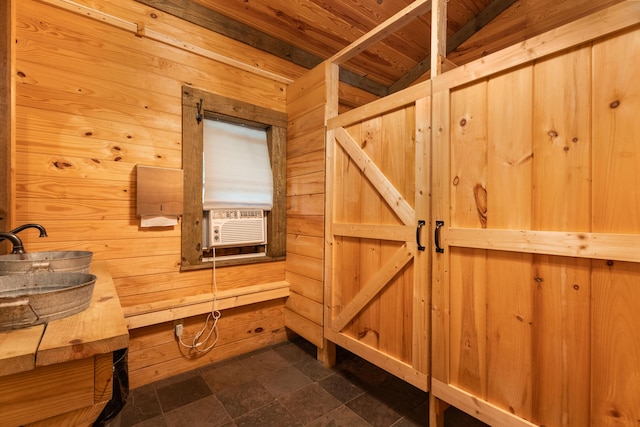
[181,87,287,270]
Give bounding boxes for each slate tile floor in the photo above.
[118,337,488,427]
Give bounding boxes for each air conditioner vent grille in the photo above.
[207,209,266,248]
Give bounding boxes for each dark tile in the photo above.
[305,405,372,427]
[397,399,429,427]
[319,373,365,403]
[164,395,232,427]
[279,383,342,425]
[155,375,213,413]
[234,401,301,427]
[370,375,428,414]
[259,365,313,397]
[128,415,168,427]
[119,384,162,425]
[272,339,315,363]
[199,357,256,392]
[335,355,390,390]
[238,348,290,377]
[216,379,275,419]
[393,416,428,427]
[294,357,334,382]
[346,393,403,427]
[152,368,201,389]
[444,406,489,427]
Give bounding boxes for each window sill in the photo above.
[180,255,286,272]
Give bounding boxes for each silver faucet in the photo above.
[10,223,48,238]
[0,232,25,254]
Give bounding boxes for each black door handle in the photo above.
[416,220,426,251]
[435,220,444,253]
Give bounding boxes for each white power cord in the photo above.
[176,248,221,353]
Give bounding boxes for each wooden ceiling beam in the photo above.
[389,0,519,93]
[135,0,388,97]
[327,0,433,65]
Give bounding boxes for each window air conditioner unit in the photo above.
[206,209,266,248]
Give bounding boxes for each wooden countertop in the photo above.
[0,262,129,377]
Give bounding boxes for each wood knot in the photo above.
[53,161,73,169]
[609,100,620,109]
[548,130,558,138]
[473,184,487,227]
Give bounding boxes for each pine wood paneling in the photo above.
[13,0,289,389]
[127,300,288,387]
[284,64,329,346]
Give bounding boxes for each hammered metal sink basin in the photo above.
[0,272,97,331]
[0,251,92,275]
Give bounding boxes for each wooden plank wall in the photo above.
[284,64,328,348]
[12,0,303,388]
[0,0,15,246]
[434,17,640,426]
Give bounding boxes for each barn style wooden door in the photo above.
[430,7,640,426]
[325,92,431,391]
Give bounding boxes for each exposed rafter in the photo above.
[390,0,519,93]
[136,0,517,98]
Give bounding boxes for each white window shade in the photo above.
[203,119,273,210]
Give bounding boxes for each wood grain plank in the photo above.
[285,252,323,282]
[450,80,487,229]
[592,25,640,234]
[447,228,640,263]
[533,45,591,232]
[592,260,640,426]
[0,326,44,377]
[532,255,591,427]
[449,247,487,397]
[334,126,415,226]
[333,244,413,332]
[286,271,323,304]
[285,292,323,325]
[286,233,324,260]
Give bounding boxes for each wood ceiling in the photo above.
[137,0,622,97]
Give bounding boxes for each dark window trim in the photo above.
[181,86,287,271]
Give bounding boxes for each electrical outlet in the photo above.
[173,319,183,338]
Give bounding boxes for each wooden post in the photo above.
[0,0,15,245]
[430,1,449,417]
[430,0,448,78]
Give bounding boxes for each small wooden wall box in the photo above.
[136,165,184,217]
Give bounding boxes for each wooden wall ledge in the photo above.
[123,281,290,329]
